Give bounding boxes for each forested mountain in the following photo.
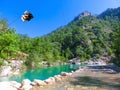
[98,7,120,28]
[98,7,120,66]
[0,7,120,68]
[99,7,120,20]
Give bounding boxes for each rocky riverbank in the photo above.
[0,71,73,90]
[0,57,119,90]
[0,60,23,77]
[31,65,120,90]
[0,64,119,90]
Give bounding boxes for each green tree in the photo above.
[113,26,120,66]
[0,29,19,59]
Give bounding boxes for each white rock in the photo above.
[34,79,47,86]
[68,72,72,76]
[21,84,32,90]
[44,77,55,85]
[54,75,62,81]
[30,82,36,86]
[10,81,21,89]
[61,72,72,76]
[57,75,63,79]
[0,66,12,76]
[0,82,17,90]
[49,77,55,83]
[20,79,32,90]
[21,79,31,85]
[13,69,20,75]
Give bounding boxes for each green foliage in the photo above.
[0,58,4,66]
[112,26,120,66]
[24,52,41,69]
[0,19,19,59]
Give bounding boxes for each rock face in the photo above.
[74,11,91,20]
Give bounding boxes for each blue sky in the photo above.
[0,0,120,37]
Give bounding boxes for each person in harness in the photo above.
[21,11,34,21]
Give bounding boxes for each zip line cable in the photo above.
[9,16,20,26]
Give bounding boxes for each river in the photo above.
[0,64,82,82]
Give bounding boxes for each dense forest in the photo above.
[0,7,120,68]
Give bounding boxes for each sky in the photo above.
[0,0,120,37]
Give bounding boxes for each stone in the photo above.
[21,79,31,85]
[34,79,47,86]
[44,77,55,85]
[20,79,32,90]
[21,84,32,90]
[68,72,72,76]
[0,66,12,76]
[10,81,21,89]
[57,75,62,78]
[0,82,17,90]
[13,69,20,75]
[30,82,36,86]
[54,75,62,81]
[61,72,72,77]
[60,72,67,76]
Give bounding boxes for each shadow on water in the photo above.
[70,76,120,89]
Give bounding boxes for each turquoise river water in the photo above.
[0,64,83,82]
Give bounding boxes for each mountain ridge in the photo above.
[42,7,120,61]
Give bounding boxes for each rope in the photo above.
[9,16,20,26]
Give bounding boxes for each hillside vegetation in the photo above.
[0,7,120,68]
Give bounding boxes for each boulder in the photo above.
[49,77,55,83]
[44,77,55,85]
[68,72,72,76]
[34,79,47,86]
[30,82,36,86]
[20,79,32,90]
[13,69,20,75]
[10,81,21,89]
[21,79,31,85]
[60,72,67,76]
[57,75,63,79]
[20,84,32,90]
[54,75,62,81]
[60,72,72,76]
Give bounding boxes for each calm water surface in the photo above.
[0,64,82,82]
